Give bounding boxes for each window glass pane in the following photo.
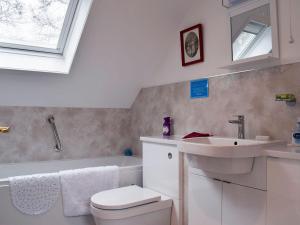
[0,0,71,49]
[233,31,256,61]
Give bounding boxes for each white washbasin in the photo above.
[180,137,285,174]
[180,137,284,158]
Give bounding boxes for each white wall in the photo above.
[0,0,299,108]
[142,0,300,87]
[0,0,189,108]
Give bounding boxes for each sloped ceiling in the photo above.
[0,0,191,108]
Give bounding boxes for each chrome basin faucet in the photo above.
[228,115,245,139]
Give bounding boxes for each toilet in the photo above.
[90,138,182,225]
[90,185,172,225]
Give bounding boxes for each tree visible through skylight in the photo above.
[0,0,74,51]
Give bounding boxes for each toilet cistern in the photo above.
[229,115,245,139]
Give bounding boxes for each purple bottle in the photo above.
[163,117,171,137]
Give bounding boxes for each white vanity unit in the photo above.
[140,136,300,225]
[188,161,267,225]
[181,137,300,225]
[266,148,300,225]
[140,136,183,225]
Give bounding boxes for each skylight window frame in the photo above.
[0,0,80,55]
[0,0,93,74]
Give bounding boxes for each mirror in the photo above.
[230,1,276,62]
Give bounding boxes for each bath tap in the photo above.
[228,115,245,139]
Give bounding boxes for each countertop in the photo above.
[140,136,181,145]
[140,136,300,161]
[265,146,300,160]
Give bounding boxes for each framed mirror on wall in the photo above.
[228,0,279,66]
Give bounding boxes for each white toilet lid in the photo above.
[91,185,162,210]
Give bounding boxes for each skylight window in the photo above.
[0,0,79,54]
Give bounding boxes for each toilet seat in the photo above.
[90,185,172,220]
[91,185,162,210]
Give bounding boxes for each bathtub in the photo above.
[0,156,142,225]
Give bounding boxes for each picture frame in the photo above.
[180,24,204,66]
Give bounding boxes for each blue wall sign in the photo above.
[190,78,209,99]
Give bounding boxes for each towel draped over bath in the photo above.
[59,166,119,217]
[9,173,60,215]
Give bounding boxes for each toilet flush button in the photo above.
[168,153,172,159]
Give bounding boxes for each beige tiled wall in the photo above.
[131,63,300,154]
[0,107,132,163]
[1,63,300,163]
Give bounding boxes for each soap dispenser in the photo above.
[163,117,171,137]
[292,118,300,145]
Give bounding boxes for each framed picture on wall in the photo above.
[180,24,204,66]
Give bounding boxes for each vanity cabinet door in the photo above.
[222,182,266,225]
[188,174,222,225]
[267,158,300,225]
[143,142,180,199]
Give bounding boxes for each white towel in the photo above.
[9,173,60,215]
[59,166,119,217]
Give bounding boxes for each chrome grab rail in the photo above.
[47,115,62,152]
